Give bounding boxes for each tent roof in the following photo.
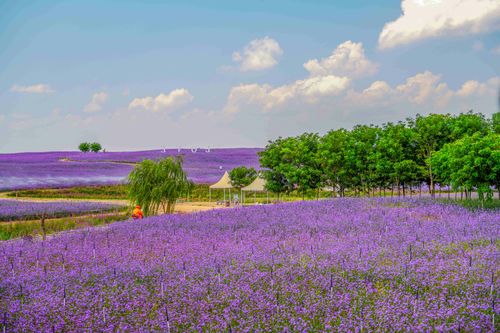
[209,171,233,189]
[242,177,267,192]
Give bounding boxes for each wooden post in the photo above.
[41,213,47,241]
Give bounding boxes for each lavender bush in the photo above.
[0,148,261,190]
[0,200,122,221]
[0,198,498,332]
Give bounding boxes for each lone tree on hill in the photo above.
[78,142,90,153]
[229,166,257,189]
[127,157,193,216]
[90,142,102,153]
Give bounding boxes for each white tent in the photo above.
[209,171,233,202]
[241,177,269,203]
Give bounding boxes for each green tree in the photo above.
[259,137,293,199]
[318,129,349,196]
[431,133,500,201]
[375,122,420,196]
[78,142,90,153]
[412,113,454,197]
[127,157,193,215]
[90,142,102,153]
[279,133,322,199]
[492,112,500,134]
[262,170,291,200]
[342,125,380,196]
[450,111,490,140]
[229,166,257,189]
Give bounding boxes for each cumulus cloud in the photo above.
[84,92,108,113]
[455,77,500,97]
[379,0,500,49]
[128,88,193,112]
[346,71,499,110]
[10,84,54,94]
[304,41,378,78]
[224,75,350,114]
[232,37,283,71]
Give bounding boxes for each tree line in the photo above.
[259,111,499,201]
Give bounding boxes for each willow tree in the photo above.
[127,157,193,215]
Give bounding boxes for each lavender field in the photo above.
[1,198,498,332]
[0,200,122,222]
[0,148,261,191]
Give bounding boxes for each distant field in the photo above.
[0,148,261,191]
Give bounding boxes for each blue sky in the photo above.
[0,0,499,152]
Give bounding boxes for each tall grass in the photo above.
[0,213,128,240]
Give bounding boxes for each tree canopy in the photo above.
[78,142,90,153]
[127,157,193,215]
[229,166,257,189]
[258,111,498,200]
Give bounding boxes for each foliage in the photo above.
[90,142,102,153]
[493,112,500,134]
[78,142,90,153]
[229,166,257,189]
[127,157,193,215]
[259,138,293,196]
[260,133,322,199]
[431,133,500,201]
[259,111,498,199]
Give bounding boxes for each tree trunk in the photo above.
[428,161,435,198]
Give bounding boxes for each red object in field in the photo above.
[132,205,143,219]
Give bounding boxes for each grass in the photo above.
[6,184,337,202]
[438,198,500,211]
[6,184,129,200]
[0,212,129,241]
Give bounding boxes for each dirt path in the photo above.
[59,158,137,166]
[0,191,230,214]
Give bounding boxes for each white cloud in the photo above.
[303,41,378,78]
[128,88,193,112]
[232,37,283,71]
[10,84,54,94]
[379,0,500,49]
[346,71,499,110]
[455,77,500,97]
[224,75,350,114]
[395,71,444,104]
[84,92,108,113]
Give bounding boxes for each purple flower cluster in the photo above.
[0,148,261,190]
[0,199,122,221]
[1,198,498,332]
